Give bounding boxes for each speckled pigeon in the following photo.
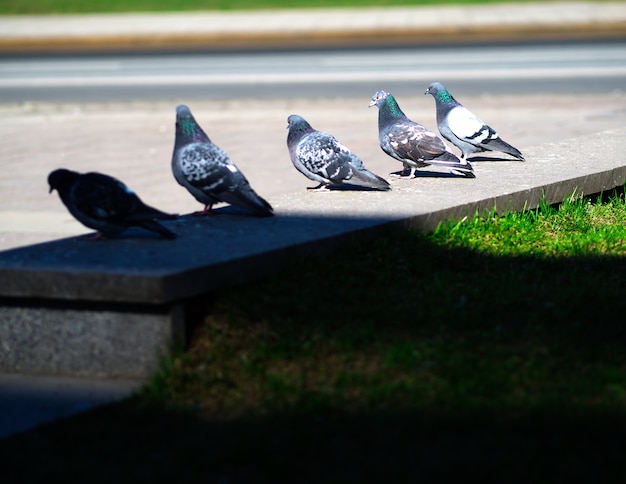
[425,82,524,161]
[48,168,177,239]
[172,104,273,217]
[286,114,391,191]
[369,90,475,178]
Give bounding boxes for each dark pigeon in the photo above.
[425,81,525,161]
[172,104,273,217]
[286,114,391,191]
[48,168,177,239]
[369,90,475,178]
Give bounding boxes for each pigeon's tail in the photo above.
[502,143,525,161]
[139,220,177,240]
[129,206,178,238]
[348,168,391,191]
[430,151,476,177]
[223,189,274,217]
[487,138,525,161]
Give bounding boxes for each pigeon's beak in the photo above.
[368,100,376,108]
[48,186,54,194]
[424,89,430,95]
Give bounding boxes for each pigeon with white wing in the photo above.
[425,82,524,161]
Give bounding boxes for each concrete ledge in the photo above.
[0,300,184,378]
[0,128,625,378]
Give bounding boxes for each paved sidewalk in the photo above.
[1,93,625,252]
[0,2,625,52]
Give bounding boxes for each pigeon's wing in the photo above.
[72,173,140,223]
[296,132,353,184]
[346,152,368,171]
[181,142,273,216]
[385,121,451,164]
[447,106,524,159]
[179,143,243,193]
[78,173,174,223]
[447,107,498,147]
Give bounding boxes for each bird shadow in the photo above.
[75,229,176,242]
[181,205,272,218]
[321,184,389,192]
[468,155,522,162]
[389,169,472,179]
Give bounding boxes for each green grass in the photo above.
[0,0,615,15]
[2,190,626,482]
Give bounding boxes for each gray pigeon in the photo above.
[425,82,524,161]
[286,114,391,191]
[172,104,273,217]
[48,168,177,240]
[369,90,475,178]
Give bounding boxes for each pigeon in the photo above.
[172,104,273,217]
[368,90,475,178]
[286,114,391,191]
[425,82,525,161]
[48,168,177,240]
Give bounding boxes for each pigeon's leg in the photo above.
[307,183,330,192]
[389,164,414,179]
[454,152,468,164]
[403,165,415,178]
[192,204,215,216]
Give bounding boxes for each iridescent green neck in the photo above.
[385,95,405,118]
[438,90,454,104]
[181,118,200,140]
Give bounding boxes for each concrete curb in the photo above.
[2,23,625,53]
[1,2,625,53]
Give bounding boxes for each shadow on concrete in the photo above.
[389,168,473,178]
[1,217,626,481]
[0,210,411,304]
[468,155,524,162]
